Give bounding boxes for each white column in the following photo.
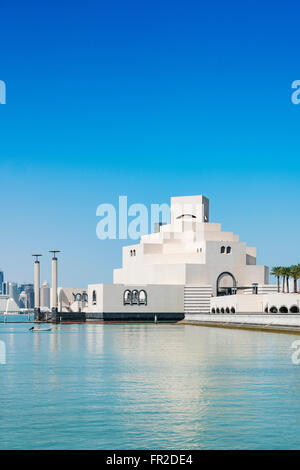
[34,261,40,309]
[51,257,58,310]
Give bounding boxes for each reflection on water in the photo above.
[0,322,300,449]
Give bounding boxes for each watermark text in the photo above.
[96,196,205,240]
[0,80,6,104]
[0,340,6,365]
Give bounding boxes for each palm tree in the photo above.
[282,267,291,293]
[278,266,286,292]
[290,264,300,293]
[271,266,282,292]
[279,266,289,293]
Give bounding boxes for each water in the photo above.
[0,314,33,323]
[0,321,300,449]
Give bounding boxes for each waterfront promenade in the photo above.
[183,314,300,334]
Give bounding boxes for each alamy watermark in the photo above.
[0,80,6,104]
[96,196,205,240]
[0,340,6,365]
[291,80,300,104]
[291,340,300,364]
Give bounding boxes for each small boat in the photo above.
[29,327,52,332]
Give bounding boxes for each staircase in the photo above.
[184,285,212,315]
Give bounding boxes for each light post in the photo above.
[49,251,60,319]
[32,254,42,320]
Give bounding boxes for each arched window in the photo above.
[221,246,225,254]
[82,292,88,302]
[226,307,230,313]
[92,290,97,305]
[212,308,216,313]
[231,307,236,313]
[75,293,82,301]
[264,306,269,313]
[226,246,231,254]
[279,306,288,313]
[131,289,139,304]
[176,214,196,219]
[290,305,299,313]
[133,249,136,256]
[216,308,220,313]
[269,306,278,313]
[138,290,147,305]
[123,290,132,305]
[130,250,133,256]
[221,307,225,313]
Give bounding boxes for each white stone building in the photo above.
[114,195,270,295]
[210,292,300,314]
[53,194,279,320]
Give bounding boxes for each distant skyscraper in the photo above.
[17,284,25,297]
[8,282,19,305]
[40,281,50,309]
[24,284,34,309]
[2,281,8,295]
[18,291,27,308]
[0,270,3,294]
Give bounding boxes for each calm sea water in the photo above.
[1,317,300,450]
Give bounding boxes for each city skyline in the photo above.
[0,272,35,309]
[0,0,300,287]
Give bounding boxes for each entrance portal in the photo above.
[216,272,237,296]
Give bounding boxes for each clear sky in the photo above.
[0,0,299,287]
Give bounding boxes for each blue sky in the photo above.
[0,0,299,286]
